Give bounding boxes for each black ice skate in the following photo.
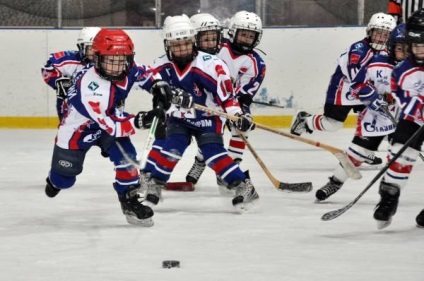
[416,209,424,228]
[363,153,383,166]
[231,174,259,211]
[315,176,343,202]
[290,111,312,136]
[373,181,400,229]
[119,185,154,226]
[45,177,61,198]
[186,156,206,184]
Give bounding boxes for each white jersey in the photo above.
[56,64,157,150]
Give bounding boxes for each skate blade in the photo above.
[233,197,259,213]
[125,215,154,227]
[376,219,392,230]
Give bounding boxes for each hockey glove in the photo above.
[55,77,72,99]
[134,108,165,129]
[172,88,194,109]
[367,95,388,112]
[231,112,254,132]
[151,80,173,110]
[237,93,253,107]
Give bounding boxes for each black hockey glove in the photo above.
[55,77,72,99]
[134,108,165,129]
[237,93,253,107]
[231,112,254,132]
[150,80,173,110]
[171,88,193,109]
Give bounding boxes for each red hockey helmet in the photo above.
[92,29,135,81]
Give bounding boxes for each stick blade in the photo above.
[321,202,354,221]
[335,152,362,180]
[165,182,195,191]
[278,182,313,192]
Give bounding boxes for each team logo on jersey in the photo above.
[58,160,72,168]
[83,130,102,143]
[202,55,212,61]
[350,53,360,64]
[88,81,99,91]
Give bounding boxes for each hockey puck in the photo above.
[162,260,180,268]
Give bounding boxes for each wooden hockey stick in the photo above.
[381,106,424,162]
[321,124,424,221]
[237,131,313,192]
[194,103,361,180]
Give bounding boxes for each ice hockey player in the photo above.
[140,14,259,211]
[315,23,404,202]
[41,27,101,121]
[186,11,266,192]
[372,9,424,229]
[44,28,171,227]
[290,13,396,166]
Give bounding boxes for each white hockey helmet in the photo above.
[366,13,396,50]
[77,26,101,61]
[162,14,197,63]
[190,13,222,54]
[228,11,262,52]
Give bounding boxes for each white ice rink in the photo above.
[0,128,423,281]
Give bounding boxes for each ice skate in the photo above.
[290,111,312,136]
[186,156,206,184]
[231,176,259,211]
[373,181,400,229]
[416,209,424,228]
[143,177,165,207]
[119,186,154,227]
[315,176,343,202]
[362,152,383,167]
[45,177,61,198]
[139,171,151,193]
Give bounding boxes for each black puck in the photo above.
[162,260,180,268]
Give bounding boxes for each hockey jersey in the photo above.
[350,52,397,136]
[326,38,376,106]
[218,39,266,105]
[391,58,424,124]
[56,63,159,150]
[151,51,241,133]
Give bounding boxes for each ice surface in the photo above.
[0,129,423,281]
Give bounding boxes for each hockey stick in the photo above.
[252,100,285,108]
[237,131,313,192]
[381,106,424,162]
[139,116,159,170]
[321,124,424,221]
[193,103,361,180]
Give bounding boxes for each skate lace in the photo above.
[187,158,206,179]
[235,179,258,201]
[146,179,163,197]
[320,180,341,196]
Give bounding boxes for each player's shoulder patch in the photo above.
[350,53,361,64]
[201,54,213,61]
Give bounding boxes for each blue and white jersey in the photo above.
[218,38,266,102]
[391,57,424,125]
[55,63,159,150]
[41,50,85,89]
[350,52,397,136]
[326,38,376,106]
[150,51,241,133]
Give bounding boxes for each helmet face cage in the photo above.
[77,27,101,62]
[190,13,223,54]
[406,9,424,65]
[92,29,135,81]
[228,11,263,53]
[366,13,396,51]
[163,15,197,64]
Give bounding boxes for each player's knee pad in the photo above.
[200,143,227,161]
[195,132,224,147]
[49,171,76,189]
[51,145,85,176]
